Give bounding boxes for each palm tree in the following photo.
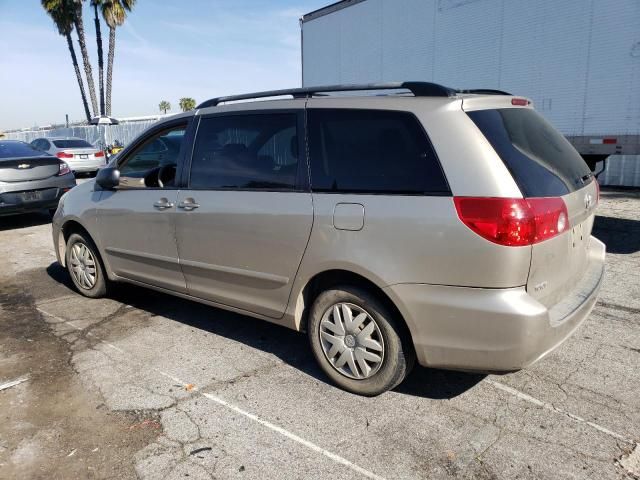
[179,98,196,112]
[72,0,99,117]
[42,0,92,122]
[91,0,105,115]
[101,0,136,116]
[159,101,171,114]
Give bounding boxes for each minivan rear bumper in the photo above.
[384,237,605,372]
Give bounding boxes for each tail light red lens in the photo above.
[454,197,569,246]
[58,162,71,176]
[56,151,73,159]
[95,150,105,158]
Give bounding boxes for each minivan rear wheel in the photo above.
[65,232,108,298]
[308,286,414,396]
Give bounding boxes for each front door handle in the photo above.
[153,198,174,210]
[178,198,200,211]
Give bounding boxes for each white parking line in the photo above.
[155,371,386,480]
[0,376,29,392]
[36,307,386,480]
[486,379,635,445]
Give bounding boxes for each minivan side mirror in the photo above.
[96,167,120,190]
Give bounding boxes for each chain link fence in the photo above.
[3,120,160,150]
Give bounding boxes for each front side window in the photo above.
[307,109,449,195]
[118,125,186,188]
[190,113,300,190]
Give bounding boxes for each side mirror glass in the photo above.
[96,167,120,190]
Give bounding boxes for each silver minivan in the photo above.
[51,83,605,396]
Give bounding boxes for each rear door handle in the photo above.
[178,198,200,211]
[153,198,174,210]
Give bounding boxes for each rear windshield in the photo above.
[467,108,591,197]
[53,139,93,149]
[0,141,49,159]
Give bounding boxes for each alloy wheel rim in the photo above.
[69,242,97,290]
[318,302,384,380]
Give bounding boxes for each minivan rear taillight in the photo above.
[454,197,569,246]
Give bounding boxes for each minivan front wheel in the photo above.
[308,286,414,396]
[65,233,107,298]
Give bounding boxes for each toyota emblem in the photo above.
[584,194,593,209]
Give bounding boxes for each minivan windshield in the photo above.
[53,139,94,149]
[467,108,592,197]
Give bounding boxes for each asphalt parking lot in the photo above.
[1,187,639,480]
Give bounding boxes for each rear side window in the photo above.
[190,113,300,190]
[307,109,449,195]
[467,109,591,197]
[53,139,94,149]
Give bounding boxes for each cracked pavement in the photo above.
[0,187,639,479]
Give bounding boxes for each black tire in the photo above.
[65,232,108,298]
[308,286,415,396]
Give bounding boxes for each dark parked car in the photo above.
[0,140,76,217]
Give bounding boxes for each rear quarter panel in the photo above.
[285,97,533,329]
[290,193,532,319]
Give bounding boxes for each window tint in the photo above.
[467,109,592,197]
[190,114,299,190]
[53,139,94,149]
[118,126,186,188]
[307,109,449,194]
[0,141,50,159]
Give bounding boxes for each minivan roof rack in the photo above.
[196,82,459,108]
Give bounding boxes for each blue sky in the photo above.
[0,0,329,130]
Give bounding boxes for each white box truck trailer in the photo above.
[301,0,640,175]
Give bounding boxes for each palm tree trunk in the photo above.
[74,2,98,117]
[105,25,116,116]
[65,32,91,122]
[94,4,105,116]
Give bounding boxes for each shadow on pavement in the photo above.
[395,367,485,399]
[45,262,482,399]
[593,216,640,254]
[0,211,51,231]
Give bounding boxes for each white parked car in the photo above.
[30,137,106,174]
